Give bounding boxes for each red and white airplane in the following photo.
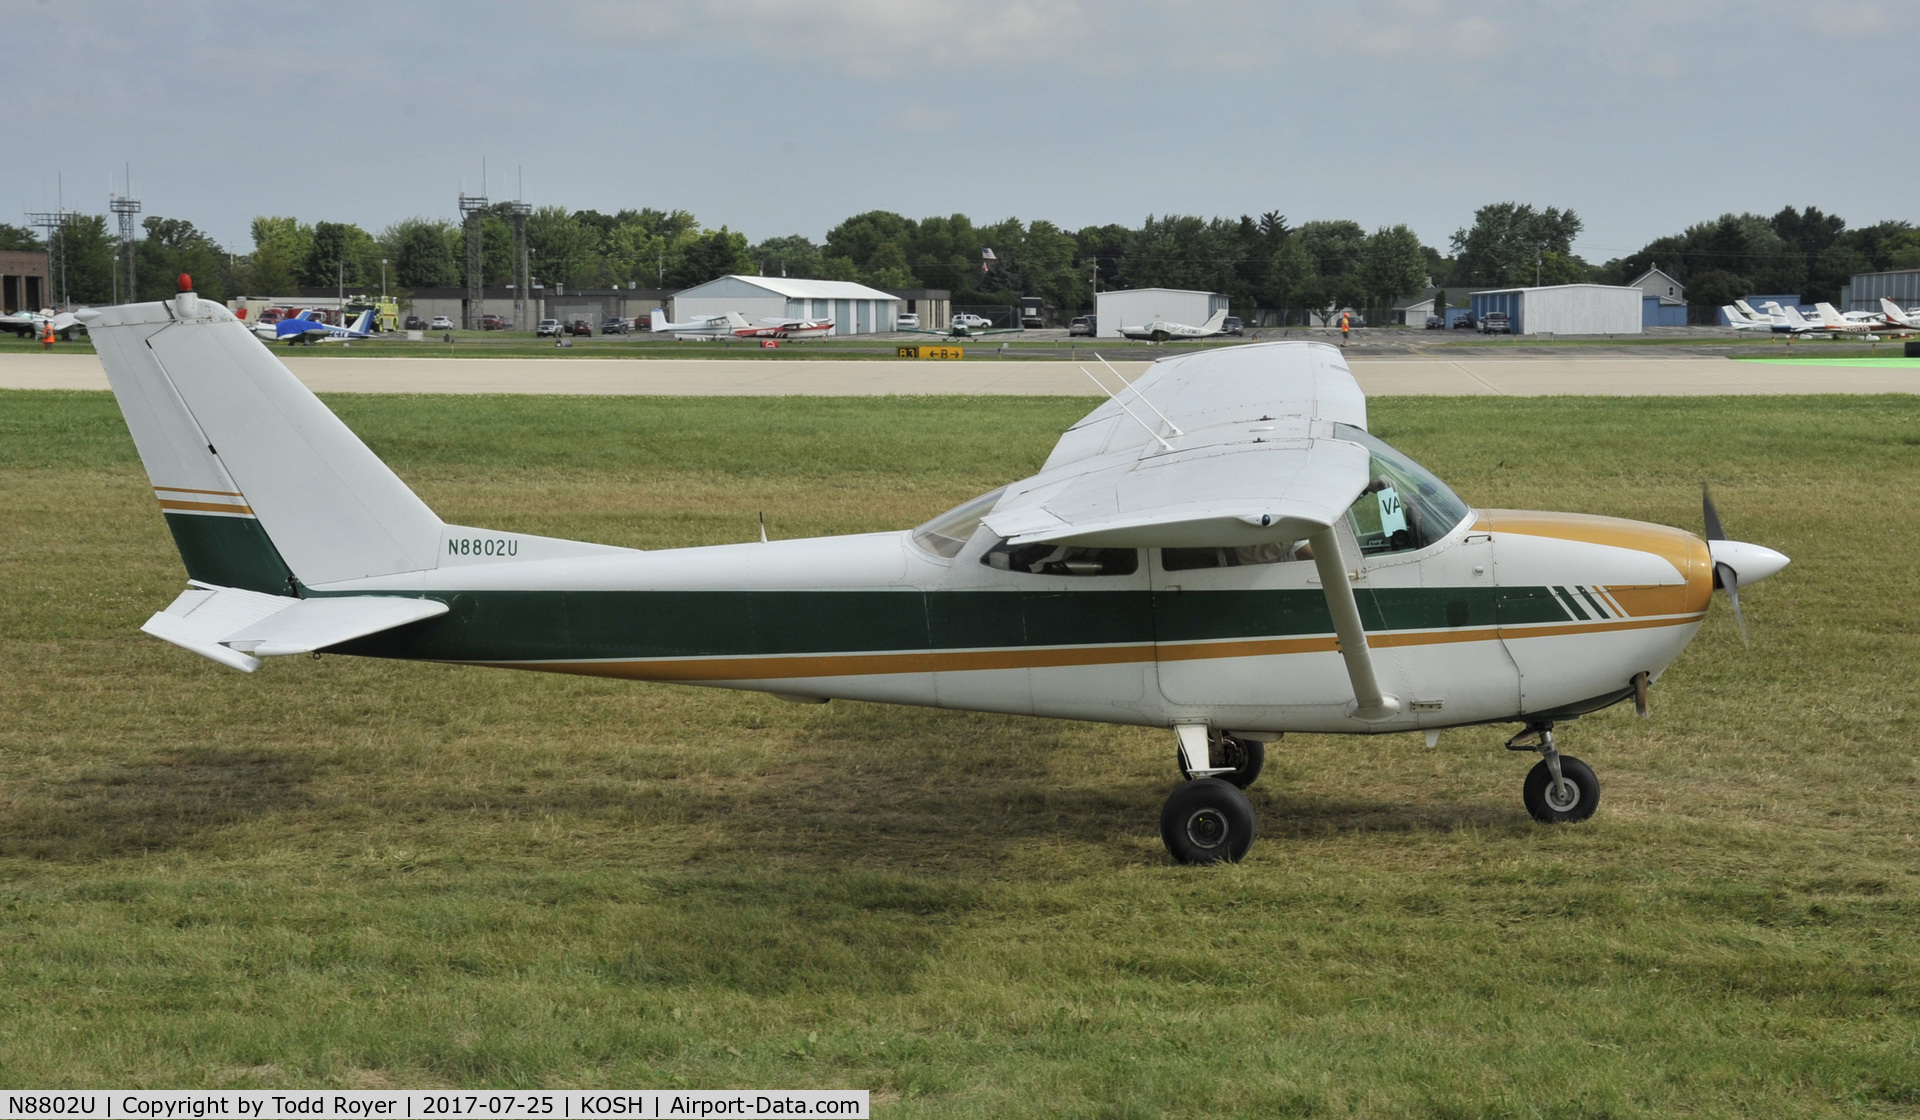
[723,311,835,340]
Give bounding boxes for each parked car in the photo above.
[566,319,593,336]
[535,318,563,338]
[1221,316,1244,336]
[894,312,920,329]
[1479,311,1511,334]
[429,315,455,331]
[952,313,992,329]
[1068,315,1096,337]
[1424,315,1444,329]
[479,314,509,330]
[1452,314,1475,329]
[600,317,629,335]
[404,315,427,330]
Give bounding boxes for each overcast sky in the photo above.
[9,0,1913,262]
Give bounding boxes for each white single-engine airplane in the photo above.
[722,311,835,340]
[81,280,1789,863]
[1119,309,1231,343]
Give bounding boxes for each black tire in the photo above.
[1160,779,1257,864]
[1176,735,1266,789]
[1523,756,1600,824]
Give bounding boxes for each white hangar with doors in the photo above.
[669,276,901,336]
[1469,284,1644,336]
[1095,287,1229,339]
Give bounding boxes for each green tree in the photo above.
[1360,224,1429,308]
[0,223,40,251]
[1262,236,1314,313]
[749,235,823,280]
[824,211,915,274]
[49,214,116,305]
[665,228,752,288]
[137,216,229,302]
[1450,202,1584,286]
[383,218,458,288]
[1296,220,1368,281]
[527,206,598,289]
[299,221,377,288]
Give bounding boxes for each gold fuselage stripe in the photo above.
[158,499,256,515]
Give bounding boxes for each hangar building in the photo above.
[1,249,51,313]
[671,276,901,335]
[1470,284,1643,336]
[1095,288,1228,339]
[1846,268,1920,312]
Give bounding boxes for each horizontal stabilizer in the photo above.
[141,584,447,671]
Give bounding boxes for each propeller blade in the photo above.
[1715,561,1749,648]
[1702,485,1726,541]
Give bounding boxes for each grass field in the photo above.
[2,390,1917,1116]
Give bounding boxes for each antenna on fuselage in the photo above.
[1078,361,1175,452]
[758,510,768,543]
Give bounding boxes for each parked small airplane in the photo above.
[0,308,85,340]
[1119,309,1230,342]
[260,308,376,346]
[80,280,1789,864]
[1721,305,1776,332]
[1810,303,1883,340]
[648,308,737,339]
[1875,298,1920,335]
[723,311,835,340]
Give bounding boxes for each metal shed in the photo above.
[1470,284,1643,335]
[671,276,901,336]
[1094,288,1228,339]
[1848,269,1920,312]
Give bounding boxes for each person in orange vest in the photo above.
[1339,310,1350,344]
[40,319,55,351]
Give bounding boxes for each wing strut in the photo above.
[1306,526,1402,723]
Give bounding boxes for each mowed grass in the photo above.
[1,390,1917,1116]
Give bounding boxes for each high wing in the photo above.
[981,342,1371,548]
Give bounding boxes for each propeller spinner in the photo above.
[1702,486,1790,646]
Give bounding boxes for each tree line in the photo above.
[3,201,1914,317]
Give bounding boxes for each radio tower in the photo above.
[459,191,488,329]
[111,176,142,304]
[507,201,531,331]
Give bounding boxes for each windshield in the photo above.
[911,487,1005,558]
[1332,424,1471,555]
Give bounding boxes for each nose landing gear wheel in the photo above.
[1522,755,1600,823]
[1160,779,1257,864]
[1176,734,1266,789]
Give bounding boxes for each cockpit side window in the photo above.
[1332,424,1471,555]
[911,487,1005,558]
[983,542,1140,576]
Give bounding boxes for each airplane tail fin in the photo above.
[1781,305,1809,326]
[650,308,667,331]
[725,311,750,329]
[348,308,374,334]
[1813,302,1843,326]
[80,291,444,594]
[1882,298,1911,324]
[1202,310,1228,332]
[1734,299,1760,319]
[1721,305,1747,325]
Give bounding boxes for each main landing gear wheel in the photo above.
[1160,779,1257,864]
[1523,756,1599,823]
[1176,734,1266,789]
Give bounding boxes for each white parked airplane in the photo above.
[648,308,735,339]
[1871,298,1919,336]
[1810,303,1883,340]
[0,308,85,340]
[1119,309,1230,343]
[79,280,1789,864]
[1721,304,1776,332]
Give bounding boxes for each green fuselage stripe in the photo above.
[328,585,1586,664]
[162,512,295,595]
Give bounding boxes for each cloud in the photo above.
[573,0,1094,76]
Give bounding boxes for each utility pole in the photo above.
[459,191,488,330]
[507,201,531,330]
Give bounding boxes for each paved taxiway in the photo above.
[2,353,1913,396]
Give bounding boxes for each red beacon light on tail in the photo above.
[177,273,193,292]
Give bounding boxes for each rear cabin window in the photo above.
[1162,542,1310,571]
[983,542,1139,576]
